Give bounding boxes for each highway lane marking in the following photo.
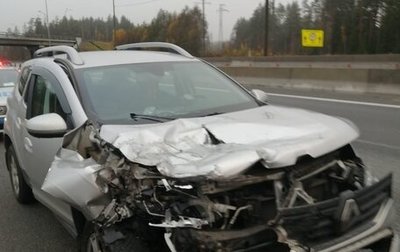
[355,139,400,151]
[267,93,400,109]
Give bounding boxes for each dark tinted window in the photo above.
[29,75,66,120]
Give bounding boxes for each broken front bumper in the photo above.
[174,174,397,252]
[277,174,398,251]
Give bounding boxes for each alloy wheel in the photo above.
[9,154,20,196]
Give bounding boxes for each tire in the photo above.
[6,145,35,204]
[80,222,149,252]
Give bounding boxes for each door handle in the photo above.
[24,137,33,153]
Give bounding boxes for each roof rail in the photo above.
[115,42,193,58]
[33,46,84,65]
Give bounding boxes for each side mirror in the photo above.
[251,89,268,103]
[26,113,67,138]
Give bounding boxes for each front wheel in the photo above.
[6,145,35,204]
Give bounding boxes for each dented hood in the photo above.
[100,106,359,179]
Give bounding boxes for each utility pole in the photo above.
[271,0,275,54]
[264,0,269,56]
[218,4,229,46]
[44,0,51,46]
[195,0,210,55]
[200,0,210,55]
[202,0,205,54]
[113,0,116,47]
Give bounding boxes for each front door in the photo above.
[18,66,77,229]
[21,68,72,189]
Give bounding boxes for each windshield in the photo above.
[0,69,18,88]
[76,61,259,124]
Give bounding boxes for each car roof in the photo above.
[28,50,199,70]
[74,50,198,69]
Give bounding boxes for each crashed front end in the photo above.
[42,120,398,252]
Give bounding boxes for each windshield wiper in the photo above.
[130,113,175,123]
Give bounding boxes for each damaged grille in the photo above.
[277,174,391,246]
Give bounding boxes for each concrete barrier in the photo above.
[204,55,400,95]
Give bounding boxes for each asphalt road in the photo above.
[0,89,399,251]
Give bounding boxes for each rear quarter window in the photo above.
[18,67,31,94]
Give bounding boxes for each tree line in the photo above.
[12,7,204,56]
[231,0,400,55]
[3,1,400,57]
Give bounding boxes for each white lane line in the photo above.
[355,139,400,151]
[267,92,400,109]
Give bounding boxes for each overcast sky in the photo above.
[0,0,292,41]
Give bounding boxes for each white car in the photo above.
[0,67,18,132]
[4,43,398,252]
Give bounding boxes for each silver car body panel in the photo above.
[41,148,108,219]
[100,105,358,179]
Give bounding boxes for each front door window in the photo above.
[28,75,67,121]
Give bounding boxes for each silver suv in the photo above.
[4,43,398,252]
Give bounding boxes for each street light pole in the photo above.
[113,0,116,46]
[44,0,51,46]
[264,0,269,56]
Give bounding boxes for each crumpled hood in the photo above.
[100,106,359,179]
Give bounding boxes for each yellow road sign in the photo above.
[302,29,324,47]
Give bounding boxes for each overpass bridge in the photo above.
[0,33,78,56]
